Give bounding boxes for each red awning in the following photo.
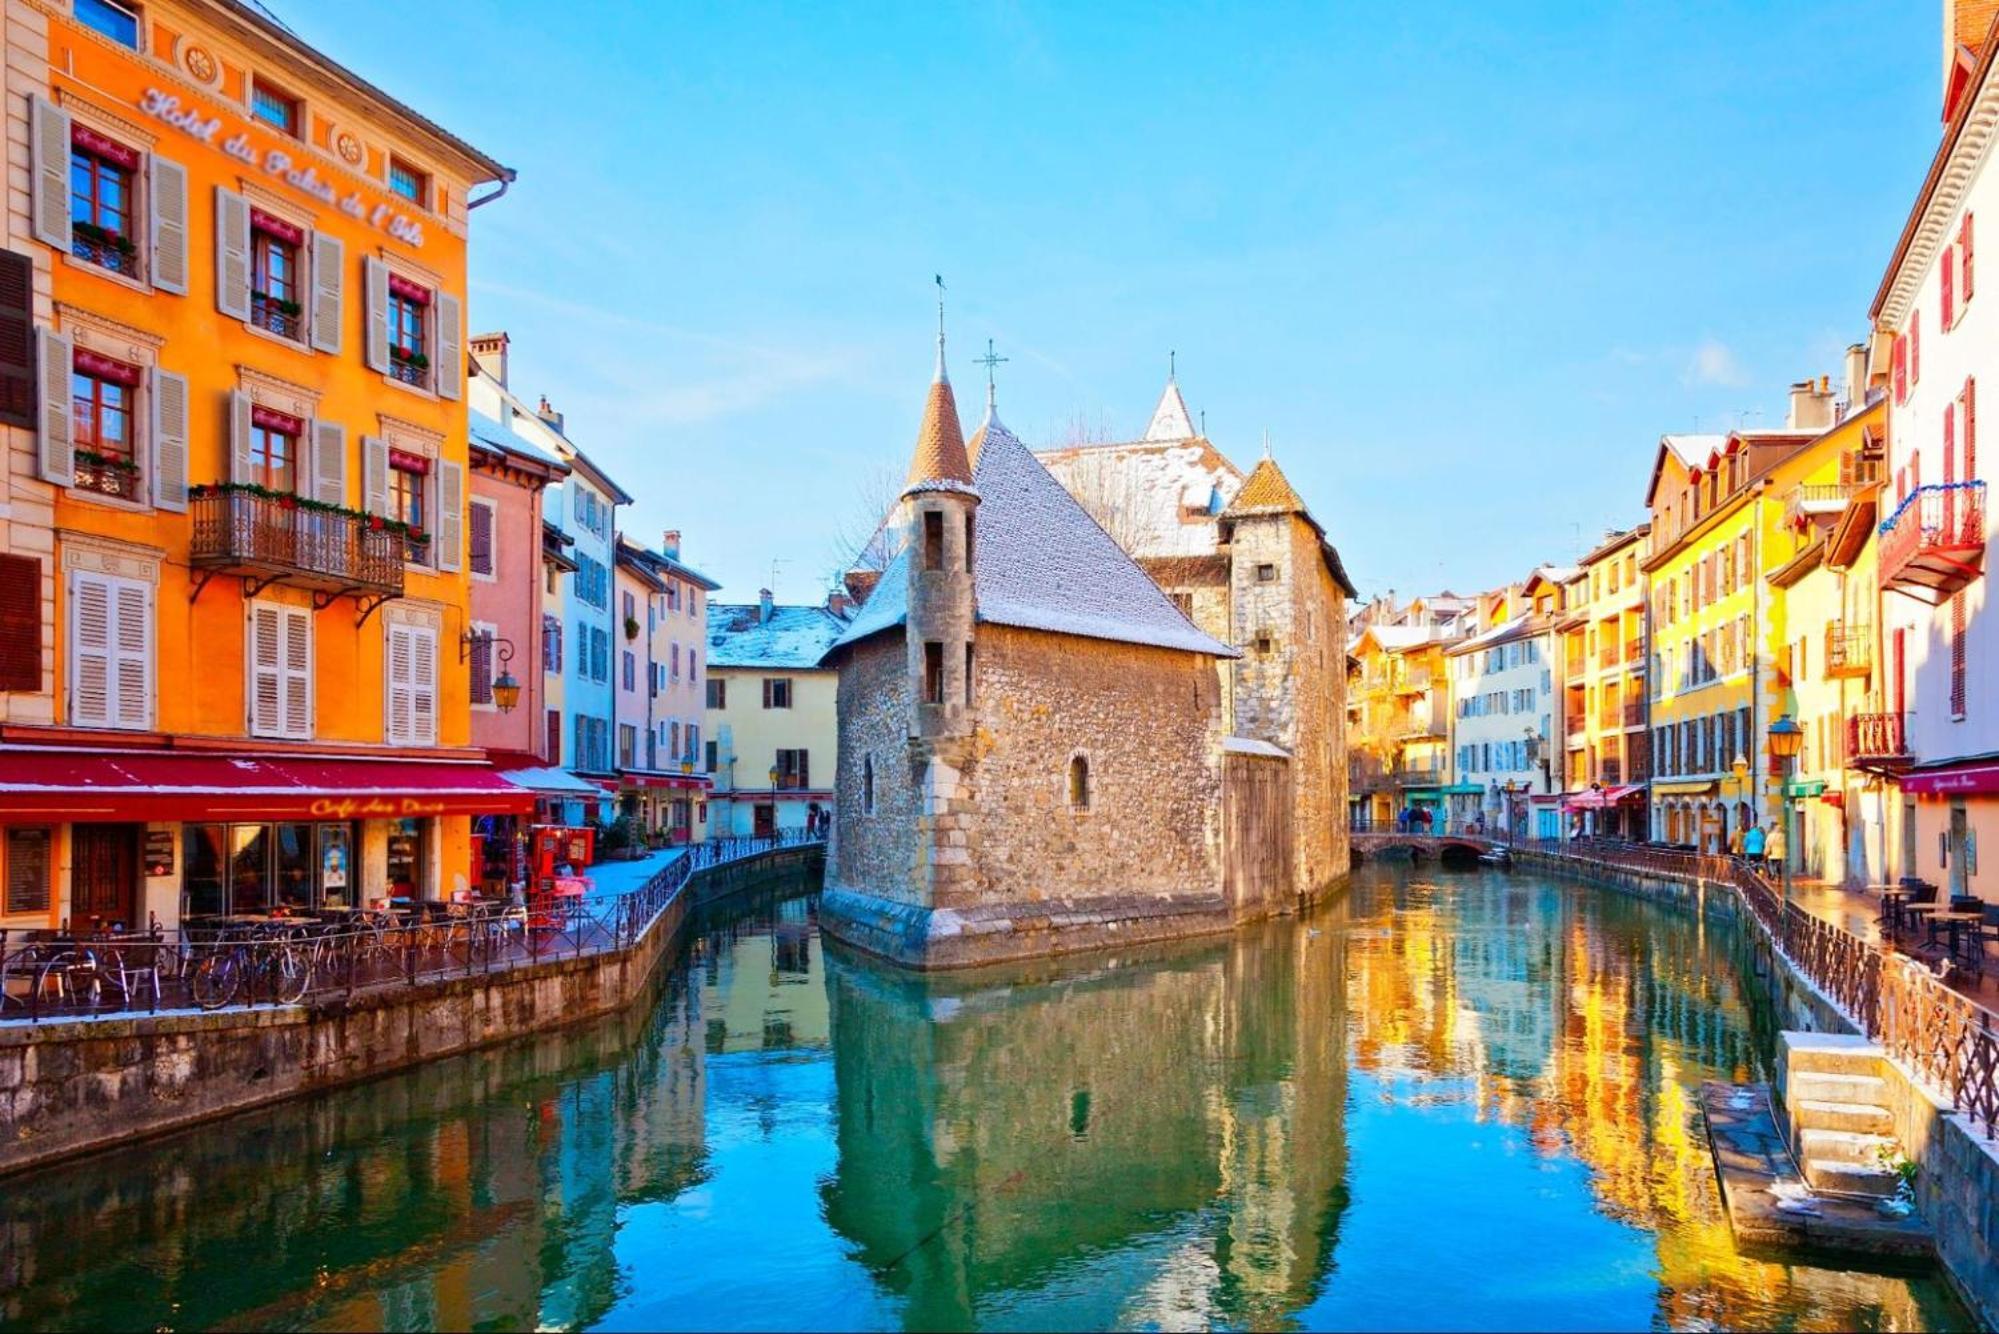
[1903,762,1999,797]
[616,771,712,791]
[0,748,534,823]
[1562,784,1645,810]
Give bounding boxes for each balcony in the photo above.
[190,487,405,610]
[1787,481,1857,524]
[1598,645,1620,670]
[1394,757,1447,786]
[71,225,138,278]
[1564,655,1586,681]
[250,291,304,342]
[1393,670,1432,695]
[1847,712,1912,772]
[1823,623,1872,678]
[1880,482,1986,604]
[1622,700,1644,729]
[1625,640,1645,666]
[388,352,432,391]
[1394,715,1447,740]
[73,450,141,502]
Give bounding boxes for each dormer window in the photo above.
[251,79,301,138]
[388,156,428,208]
[74,0,140,48]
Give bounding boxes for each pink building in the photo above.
[468,408,567,763]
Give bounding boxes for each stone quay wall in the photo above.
[1518,846,1999,1329]
[0,844,823,1179]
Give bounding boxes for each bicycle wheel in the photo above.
[190,951,240,1010]
[272,945,310,1004]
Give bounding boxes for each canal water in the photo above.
[0,863,1973,1331]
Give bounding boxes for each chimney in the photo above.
[661,529,681,559]
[843,567,881,606]
[1785,378,1835,432]
[758,588,773,625]
[469,331,510,388]
[537,395,564,434]
[1843,343,1870,413]
[827,589,853,619]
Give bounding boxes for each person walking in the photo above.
[1742,821,1767,868]
[1728,825,1745,859]
[1764,820,1786,873]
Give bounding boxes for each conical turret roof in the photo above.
[905,349,975,494]
[1144,379,1197,441]
[1221,455,1307,517]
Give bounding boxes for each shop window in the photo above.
[69,127,140,277]
[230,824,270,913]
[386,818,426,900]
[71,353,141,500]
[75,0,141,47]
[388,156,428,208]
[4,826,51,916]
[250,78,301,137]
[249,211,305,341]
[387,275,430,388]
[274,823,314,910]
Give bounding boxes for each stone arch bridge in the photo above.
[1349,831,1500,864]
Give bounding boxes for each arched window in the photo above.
[1068,755,1090,810]
[863,755,875,815]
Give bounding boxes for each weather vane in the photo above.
[975,338,1008,410]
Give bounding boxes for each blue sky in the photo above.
[279,1,1939,605]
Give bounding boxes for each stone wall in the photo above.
[830,634,918,904]
[0,846,822,1177]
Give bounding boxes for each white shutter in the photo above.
[151,368,189,511]
[434,291,462,400]
[229,389,252,483]
[385,623,412,744]
[214,187,251,320]
[363,257,390,373]
[309,231,344,353]
[312,419,346,506]
[248,602,281,736]
[69,571,112,727]
[411,626,437,745]
[361,434,389,516]
[35,329,72,485]
[573,484,584,522]
[112,580,151,729]
[29,95,71,250]
[436,459,463,573]
[282,607,311,738]
[149,155,189,295]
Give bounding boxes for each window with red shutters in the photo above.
[1945,245,1957,328]
[1894,333,1909,403]
[0,250,31,430]
[1965,214,1977,306]
[1946,402,1957,486]
[0,554,38,691]
[1952,593,1968,720]
[1913,309,1923,384]
[1968,377,1979,478]
[546,708,561,763]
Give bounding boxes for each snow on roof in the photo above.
[1446,612,1546,655]
[831,410,1238,660]
[1223,736,1290,758]
[709,602,850,669]
[1144,380,1197,441]
[470,409,567,472]
[1032,436,1243,559]
[1353,624,1437,654]
[1661,433,1726,467]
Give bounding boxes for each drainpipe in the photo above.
[468,168,518,211]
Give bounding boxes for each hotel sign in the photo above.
[140,90,427,248]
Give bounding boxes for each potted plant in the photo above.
[624,615,640,641]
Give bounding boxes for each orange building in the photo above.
[0,0,524,930]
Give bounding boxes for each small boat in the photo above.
[1477,847,1513,868]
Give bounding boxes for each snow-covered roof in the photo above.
[1223,736,1290,758]
[710,602,850,669]
[1445,612,1546,656]
[1352,624,1437,655]
[1032,437,1243,559]
[1661,433,1727,468]
[1145,380,1197,441]
[470,409,568,472]
[831,409,1237,660]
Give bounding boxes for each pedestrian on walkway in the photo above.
[1728,825,1745,859]
[1764,820,1786,870]
[1742,822,1766,868]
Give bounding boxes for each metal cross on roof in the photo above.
[976,338,1009,411]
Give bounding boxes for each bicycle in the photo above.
[190,924,311,1009]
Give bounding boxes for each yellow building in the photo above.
[703,592,850,838]
[0,0,520,929]
[1554,527,1650,839]
[1348,624,1455,829]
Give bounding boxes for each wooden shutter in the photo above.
[1944,245,1956,328]
[470,628,492,704]
[1913,309,1922,383]
[1966,214,1977,304]
[312,419,346,506]
[1968,377,1978,480]
[1945,403,1958,486]
[363,257,390,373]
[112,579,151,729]
[309,231,344,353]
[282,606,311,738]
[29,96,71,250]
[0,555,39,691]
[411,626,437,744]
[434,291,462,401]
[149,154,189,295]
[385,623,412,744]
[69,572,110,726]
[35,328,72,485]
[248,602,282,736]
[151,368,189,511]
[1894,334,1908,404]
[361,434,389,515]
[469,500,494,575]
[546,708,560,763]
[436,459,463,572]
[0,250,36,430]
[228,389,252,483]
[214,187,251,320]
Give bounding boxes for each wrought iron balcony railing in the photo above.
[190,489,404,603]
[1824,623,1872,678]
[1880,482,1985,604]
[73,452,141,502]
[1846,712,1911,769]
[251,292,303,342]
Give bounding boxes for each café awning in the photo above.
[0,747,533,823]
[1563,784,1646,810]
[1903,760,1999,797]
[499,765,603,799]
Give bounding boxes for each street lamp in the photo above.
[1767,714,1804,903]
[1500,779,1525,844]
[458,631,521,713]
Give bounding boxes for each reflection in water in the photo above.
[0,868,1971,1331]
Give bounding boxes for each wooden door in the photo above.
[1223,753,1293,913]
[753,804,776,838]
[72,823,138,930]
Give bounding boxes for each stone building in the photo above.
[824,340,1330,968]
[1038,379,1356,899]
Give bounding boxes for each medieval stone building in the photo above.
[823,339,1345,968]
[1038,378,1355,904]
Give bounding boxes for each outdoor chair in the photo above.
[89,933,164,1009]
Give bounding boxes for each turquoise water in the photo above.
[0,864,1972,1330]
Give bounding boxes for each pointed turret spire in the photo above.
[905,285,974,493]
[933,274,948,385]
[1144,362,1197,441]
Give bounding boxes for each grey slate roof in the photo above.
[710,603,851,669]
[829,410,1237,660]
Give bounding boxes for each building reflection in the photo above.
[1341,872,1933,1331]
[818,904,1353,1332]
[0,890,822,1333]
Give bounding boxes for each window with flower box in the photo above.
[72,351,141,501]
[388,450,428,563]
[248,409,300,494]
[250,211,306,342]
[70,128,140,278]
[388,276,430,389]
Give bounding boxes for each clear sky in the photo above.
[275,0,1939,606]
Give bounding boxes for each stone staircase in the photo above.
[1784,1035,1906,1200]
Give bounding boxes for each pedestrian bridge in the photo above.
[1349,831,1500,864]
